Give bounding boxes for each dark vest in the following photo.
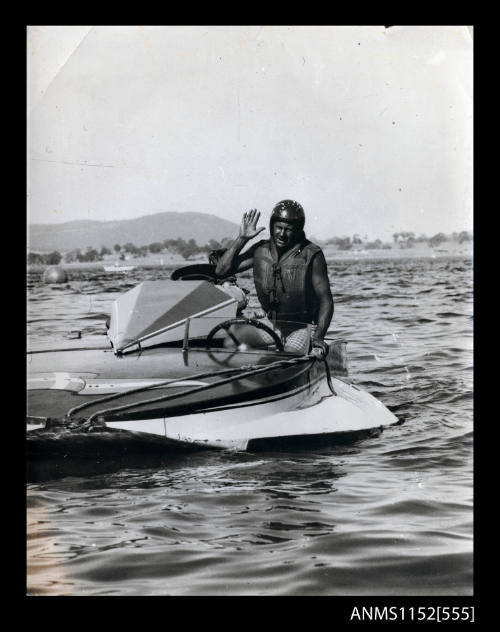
[253,239,322,324]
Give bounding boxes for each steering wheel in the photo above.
[171,264,218,282]
[206,318,284,352]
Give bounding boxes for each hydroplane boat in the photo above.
[27,266,399,452]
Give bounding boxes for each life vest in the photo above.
[253,239,322,323]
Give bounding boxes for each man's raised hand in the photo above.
[239,209,265,240]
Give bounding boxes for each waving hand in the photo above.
[239,209,265,240]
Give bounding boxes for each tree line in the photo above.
[325,231,472,251]
[27,230,473,265]
[391,231,472,248]
[27,237,227,265]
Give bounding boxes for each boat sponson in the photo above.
[27,346,319,422]
[246,427,383,452]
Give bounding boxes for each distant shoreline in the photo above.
[27,243,472,274]
[323,242,472,261]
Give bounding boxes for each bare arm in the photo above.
[215,209,265,277]
[311,251,334,344]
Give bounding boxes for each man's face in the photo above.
[273,221,299,251]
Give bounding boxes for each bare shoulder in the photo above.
[310,245,330,281]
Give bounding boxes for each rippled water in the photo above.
[26,256,473,595]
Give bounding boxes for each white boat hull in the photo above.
[105,376,398,451]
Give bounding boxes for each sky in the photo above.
[27,25,473,242]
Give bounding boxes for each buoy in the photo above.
[43,266,68,284]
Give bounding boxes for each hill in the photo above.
[28,212,239,252]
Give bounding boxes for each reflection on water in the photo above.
[27,257,472,595]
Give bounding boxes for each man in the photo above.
[215,200,334,358]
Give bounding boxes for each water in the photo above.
[26,256,473,595]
